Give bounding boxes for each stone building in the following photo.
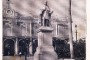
[3,0,69,56]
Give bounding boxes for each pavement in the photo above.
[3,56,76,60]
[59,59,75,60]
[3,56,34,60]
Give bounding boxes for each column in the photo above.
[75,25,78,42]
[25,23,28,36]
[15,39,18,55]
[10,23,13,36]
[57,25,59,37]
[20,24,22,36]
[29,42,33,55]
[30,20,32,37]
[56,22,58,37]
[29,20,33,55]
[43,19,44,26]
[6,28,10,36]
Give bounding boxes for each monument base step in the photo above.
[59,59,75,60]
[34,46,58,60]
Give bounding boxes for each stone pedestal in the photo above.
[34,26,58,60]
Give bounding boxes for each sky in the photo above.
[4,0,86,40]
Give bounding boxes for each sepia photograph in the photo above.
[3,0,86,60]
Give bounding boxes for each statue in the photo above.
[40,1,53,27]
[34,2,58,60]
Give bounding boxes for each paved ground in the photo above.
[59,59,75,60]
[3,56,85,60]
[3,56,77,60]
[3,56,34,60]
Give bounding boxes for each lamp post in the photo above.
[75,25,78,43]
[69,0,74,58]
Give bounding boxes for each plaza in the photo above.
[3,0,85,60]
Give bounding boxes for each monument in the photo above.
[34,1,58,60]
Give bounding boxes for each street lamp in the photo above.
[69,0,74,59]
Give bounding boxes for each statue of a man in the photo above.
[40,1,53,27]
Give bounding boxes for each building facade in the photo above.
[3,0,69,56]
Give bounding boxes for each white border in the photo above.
[86,0,90,60]
[0,0,2,60]
[0,0,89,60]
